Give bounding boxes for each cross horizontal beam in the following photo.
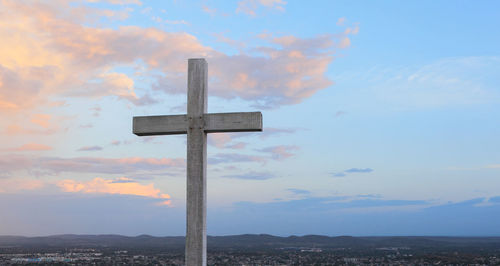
[133,112,262,136]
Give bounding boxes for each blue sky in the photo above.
[0,0,499,236]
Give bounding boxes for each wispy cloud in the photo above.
[78,123,93,129]
[332,168,373,177]
[334,111,346,117]
[222,171,274,180]
[0,154,185,176]
[6,143,52,152]
[287,188,310,195]
[332,172,346,177]
[0,178,45,192]
[208,153,267,165]
[260,127,299,139]
[236,0,286,16]
[202,5,217,16]
[334,56,500,109]
[256,145,299,160]
[208,134,247,150]
[345,168,373,173]
[77,146,103,151]
[0,0,355,115]
[336,17,346,26]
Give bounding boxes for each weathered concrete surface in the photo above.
[132,112,262,136]
[186,58,208,266]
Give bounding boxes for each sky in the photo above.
[0,0,499,237]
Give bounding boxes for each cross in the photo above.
[132,58,263,266]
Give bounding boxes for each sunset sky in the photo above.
[1,0,500,236]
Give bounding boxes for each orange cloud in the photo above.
[57,177,171,205]
[8,143,52,151]
[30,114,52,128]
[0,0,355,114]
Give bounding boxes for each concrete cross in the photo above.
[132,58,263,266]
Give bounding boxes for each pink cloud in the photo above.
[8,143,52,152]
[30,114,52,128]
[208,134,233,149]
[336,17,346,26]
[208,153,267,165]
[236,0,287,16]
[257,145,299,160]
[202,5,217,16]
[77,146,103,151]
[3,124,58,136]
[0,178,44,192]
[226,142,247,149]
[208,134,248,150]
[57,177,171,206]
[0,154,185,176]
[0,0,356,113]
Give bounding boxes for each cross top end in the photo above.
[133,58,262,136]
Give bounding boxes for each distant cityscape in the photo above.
[1,234,500,265]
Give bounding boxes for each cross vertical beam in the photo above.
[132,58,263,266]
[186,58,207,266]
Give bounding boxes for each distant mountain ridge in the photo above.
[1,234,500,251]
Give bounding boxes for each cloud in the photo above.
[44,157,185,174]
[152,16,190,26]
[0,0,206,111]
[222,171,274,180]
[7,143,52,152]
[226,142,247,149]
[236,0,286,16]
[77,146,103,151]
[336,56,500,109]
[0,154,185,176]
[30,114,52,128]
[213,32,246,50]
[334,111,346,117]
[208,153,267,165]
[208,134,233,149]
[336,17,346,26]
[3,113,60,136]
[90,105,101,117]
[57,177,171,205]
[92,0,143,5]
[206,127,298,149]
[260,127,298,138]
[3,124,59,136]
[0,178,45,192]
[332,172,346,177]
[345,168,373,173]
[287,188,310,195]
[208,134,248,150]
[202,5,217,16]
[79,123,93,129]
[256,145,299,160]
[332,168,373,177]
[0,0,356,113]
